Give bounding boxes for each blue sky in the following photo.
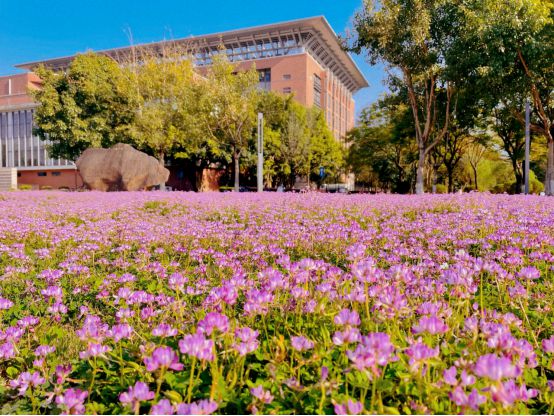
[0,0,388,116]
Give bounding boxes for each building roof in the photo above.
[16,16,368,93]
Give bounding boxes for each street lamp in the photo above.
[257,112,264,192]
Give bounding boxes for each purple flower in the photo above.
[0,297,13,310]
[151,399,175,415]
[443,366,457,385]
[176,399,218,415]
[346,332,396,377]
[460,370,476,386]
[55,365,72,384]
[197,312,230,335]
[232,327,259,356]
[111,323,133,342]
[152,323,178,338]
[412,315,449,335]
[474,354,520,381]
[517,266,540,280]
[291,336,314,352]
[334,399,364,415]
[120,381,155,408]
[41,285,63,301]
[542,336,554,353]
[79,343,111,359]
[76,315,109,343]
[0,341,16,359]
[332,327,361,346]
[449,386,486,410]
[9,371,45,396]
[489,380,538,406]
[144,346,184,372]
[334,309,361,326]
[35,345,56,357]
[250,385,274,404]
[56,388,88,414]
[179,332,215,361]
[405,338,439,373]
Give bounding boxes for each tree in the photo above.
[256,92,343,189]
[203,54,259,192]
[464,0,554,193]
[346,97,417,193]
[122,46,199,170]
[492,106,527,193]
[31,52,136,160]
[432,126,471,193]
[348,0,464,193]
[464,139,487,191]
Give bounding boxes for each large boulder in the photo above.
[76,144,170,191]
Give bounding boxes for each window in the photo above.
[313,74,322,108]
[37,172,47,177]
[282,87,292,94]
[52,171,61,176]
[283,74,291,80]
[257,69,271,91]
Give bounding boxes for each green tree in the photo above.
[348,0,464,193]
[203,54,260,192]
[347,98,417,193]
[256,92,343,189]
[123,46,199,170]
[464,0,554,193]
[31,52,136,160]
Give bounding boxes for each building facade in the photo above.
[1,16,367,189]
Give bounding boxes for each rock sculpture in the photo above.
[76,143,170,191]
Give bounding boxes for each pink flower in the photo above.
[179,332,215,361]
[250,385,273,404]
[232,327,259,356]
[144,346,184,372]
[151,399,174,415]
[542,336,554,353]
[119,381,155,407]
[176,399,218,415]
[412,315,448,335]
[56,388,88,414]
[291,336,314,352]
[334,309,361,326]
[334,399,363,415]
[474,354,520,381]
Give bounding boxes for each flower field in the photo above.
[0,191,553,415]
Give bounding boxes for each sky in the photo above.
[0,0,388,117]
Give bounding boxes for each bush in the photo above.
[18,184,33,191]
[434,184,447,194]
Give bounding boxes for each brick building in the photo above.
[0,16,367,190]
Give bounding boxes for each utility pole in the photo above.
[524,99,530,195]
[257,112,264,193]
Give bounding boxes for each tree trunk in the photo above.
[158,153,166,191]
[511,159,523,194]
[233,148,240,192]
[472,165,478,191]
[415,149,425,195]
[447,168,454,193]
[546,140,554,196]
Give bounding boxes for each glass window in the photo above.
[52,171,61,176]
[283,87,292,94]
[313,74,322,108]
[37,172,47,177]
[257,69,271,91]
